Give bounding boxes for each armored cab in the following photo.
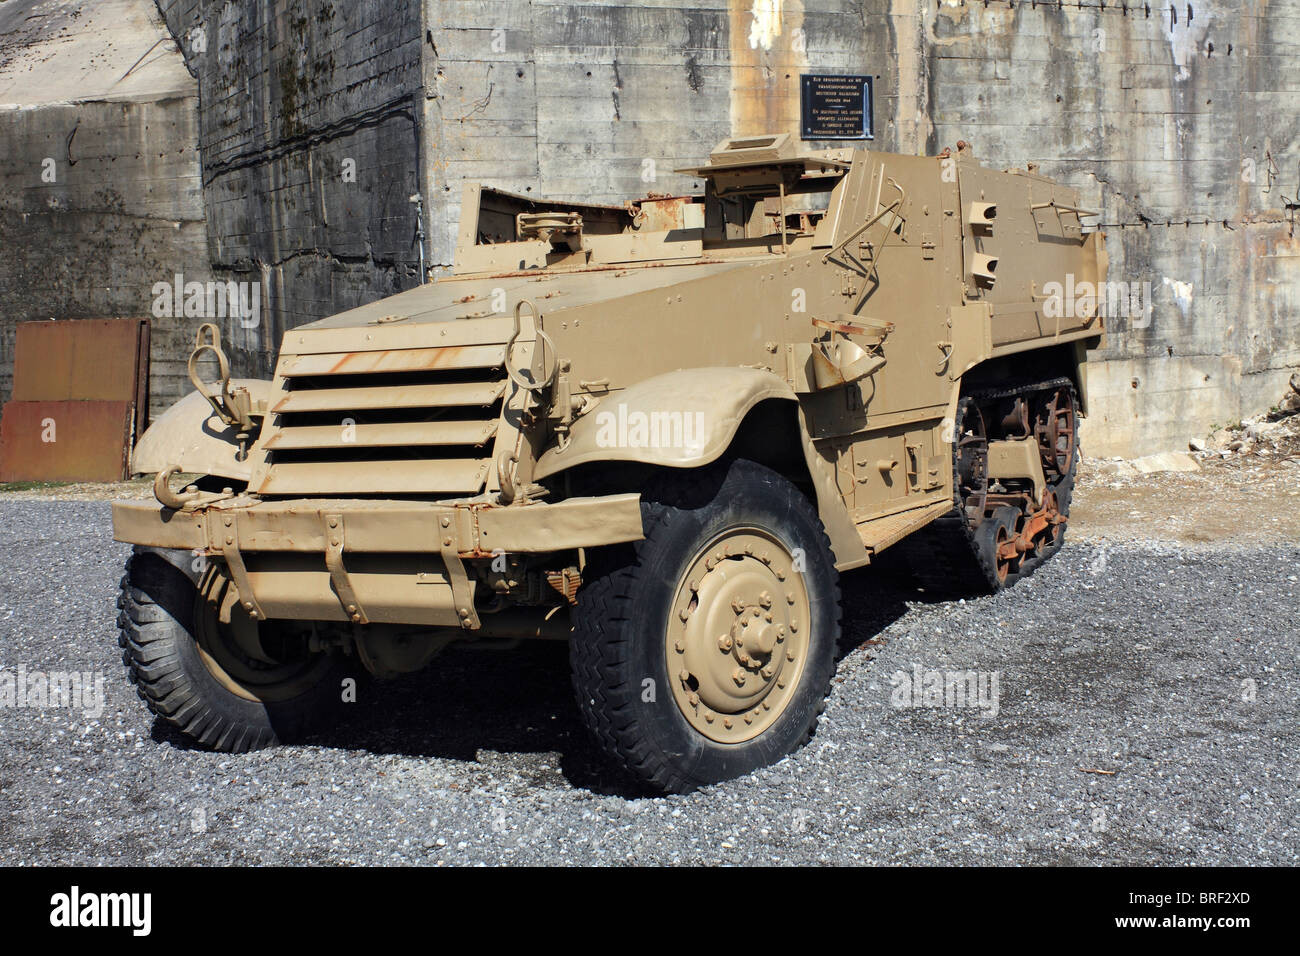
[115,134,1105,791]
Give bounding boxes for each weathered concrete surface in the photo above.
[0,0,208,420]
[3,0,1295,455]
[909,0,1300,455]
[423,1,884,267]
[0,0,194,105]
[153,0,426,379]
[423,1,1300,456]
[145,0,888,376]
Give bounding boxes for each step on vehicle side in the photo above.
[114,135,1106,793]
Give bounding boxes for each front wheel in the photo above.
[570,460,841,793]
[117,547,353,751]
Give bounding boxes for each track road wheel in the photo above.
[570,459,841,794]
[976,506,1022,590]
[117,547,352,751]
[892,379,1081,596]
[1035,383,1080,561]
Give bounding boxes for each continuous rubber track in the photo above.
[892,377,1078,596]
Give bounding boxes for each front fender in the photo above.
[131,379,274,481]
[534,367,797,478]
[534,367,870,569]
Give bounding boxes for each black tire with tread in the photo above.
[570,459,841,794]
[117,547,351,752]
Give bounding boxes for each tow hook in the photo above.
[153,465,201,511]
[188,323,256,458]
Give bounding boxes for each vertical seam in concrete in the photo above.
[890,0,932,155]
[728,0,807,139]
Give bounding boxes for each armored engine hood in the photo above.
[295,259,753,336]
[250,261,749,500]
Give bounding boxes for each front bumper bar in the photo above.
[112,494,643,630]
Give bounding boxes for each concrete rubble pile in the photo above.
[1191,372,1300,462]
[1086,374,1300,478]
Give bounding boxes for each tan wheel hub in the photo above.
[194,569,332,703]
[667,528,811,744]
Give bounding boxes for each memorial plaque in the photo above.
[800,74,873,140]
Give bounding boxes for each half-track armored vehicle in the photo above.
[115,134,1106,792]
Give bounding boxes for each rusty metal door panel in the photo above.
[0,318,150,482]
[0,400,134,482]
[11,318,150,435]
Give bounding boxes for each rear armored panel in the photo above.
[954,159,1106,351]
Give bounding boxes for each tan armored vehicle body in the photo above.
[115,135,1105,791]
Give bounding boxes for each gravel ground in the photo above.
[0,499,1296,865]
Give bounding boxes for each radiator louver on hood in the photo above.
[253,343,508,497]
